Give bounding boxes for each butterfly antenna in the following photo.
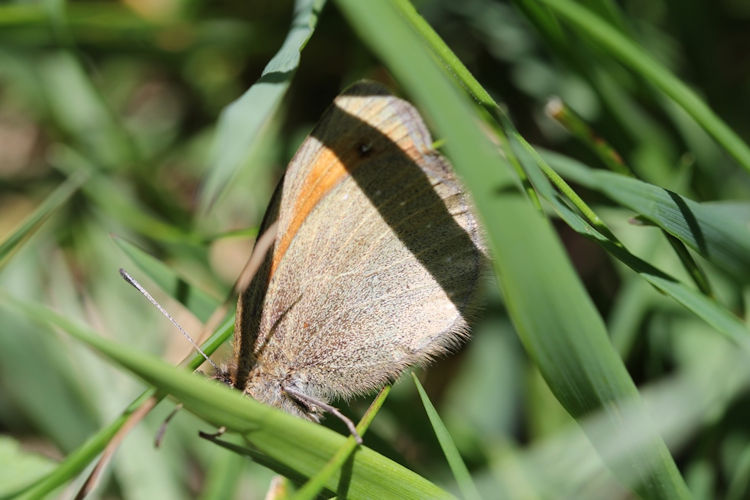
[119,268,220,372]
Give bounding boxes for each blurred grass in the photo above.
[1,0,749,499]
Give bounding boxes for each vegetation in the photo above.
[1,0,749,498]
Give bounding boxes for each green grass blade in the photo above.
[52,147,200,245]
[0,168,88,269]
[663,231,713,296]
[512,146,750,355]
[412,374,481,500]
[12,392,155,500]
[0,436,56,499]
[38,53,139,171]
[197,449,247,500]
[199,0,325,211]
[645,272,749,343]
[5,296,452,500]
[291,386,391,500]
[391,0,496,112]
[335,1,690,497]
[113,236,222,323]
[538,0,750,174]
[11,314,234,500]
[545,151,750,282]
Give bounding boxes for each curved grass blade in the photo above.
[499,349,750,498]
[544,150,750,282]
[11,217,242,495]
[291,386,391,500]
[508,141,750,354]
[4,296,452,500]
[199,0,326,211]
[335,1,689,497]
[8,311,234,500]
[412,374,481,500]
[0,168,88,270]
[537,0,750,173]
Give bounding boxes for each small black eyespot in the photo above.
[357,142,373,157]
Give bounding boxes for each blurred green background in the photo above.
[1,0,750,498]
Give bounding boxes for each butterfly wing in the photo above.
[236,81,485,405]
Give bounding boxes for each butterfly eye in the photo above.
[357,141,373,157]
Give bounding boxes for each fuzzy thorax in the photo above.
[240,365,325,422]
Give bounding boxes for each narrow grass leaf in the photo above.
[197,450,246,500]
[0,168,88,269]
[537,0,750,173]
[412,374,481,500]
[10,314,234,500]
[51,147,200,245]
[335,1,689,497]
[38,53,138,170]
[545,151,750,282]
[548,192,750,355]
[4,296,452,500]
[512,146,750,355]
[200,0,325,211]
[292,386,392,500]
[0,436,56,499]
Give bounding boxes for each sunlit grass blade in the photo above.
[113,236,222,323]
[537,0,750,173]
[291,386,391,500]
[390,0,496,113]
[390,0,543,207]
[412,374,481,500]
[0,168,88,269]
[498,348,750,498]
[199,0,325,211]
[545,97,633,176]
[335,1,689,498]
[8,310,234,500]
[507,139,750,354]
[4,296,452,500]
[545,150,750,282]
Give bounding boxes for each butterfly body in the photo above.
[228,81,485,422]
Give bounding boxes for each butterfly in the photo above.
[220,81,485,438]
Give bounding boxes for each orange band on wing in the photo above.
[270,146,355,276]
[266,111,422,279]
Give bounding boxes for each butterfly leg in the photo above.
[198,425,227,440]
[283,386,363,444]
